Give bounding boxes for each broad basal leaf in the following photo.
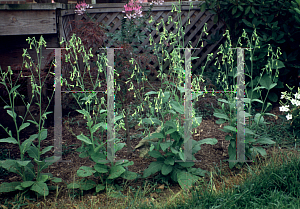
[177,171,200,191]
[107,165,125,179]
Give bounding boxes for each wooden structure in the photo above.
[0,1,226,71]
[0,1,226,105]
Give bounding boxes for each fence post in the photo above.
[228,47,254,163]
[45,48,71,163]
[173,48,202,163]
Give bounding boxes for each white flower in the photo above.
[291,98,300,106]
[286,113,293,120]
[279,105,290,112]
[150,0,164,5]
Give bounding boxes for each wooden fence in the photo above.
[60,1,227,78]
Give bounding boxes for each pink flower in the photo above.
[122,0,143,19]
[75,1,93,16]
[121,0,164,19]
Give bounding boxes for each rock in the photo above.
[157,184,165,190]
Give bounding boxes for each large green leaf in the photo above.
[177,161,195,168]
[143,132,165,140]
[91,123,105,134]
[161,91,171,104]
[165,128,177,135]
[179,151,184,161]
[6,110,17,119]
[223,126,237,133]
[213,113,230,120]
[162,164,173,175]
[9,84,20,95]
[96,184,106,192]
[108,165,125,179]
[37,174,50,183]
[144,91,158,96]
[242,19,252,27]
[31,181,49,196]
[20,134,38,154]
[160,141,173,152]
[90,152,107,164]
[37,129,48,141]
[164,156,175,165]
[251,6,256,14]
[164,120,177,129]
[259,74,277,91]
[114,142,125,153]
[142,118,161,126]
[21,181,34,188]
[79,179,96,191]
[271,59,285,69]
[41,146,54,155]
[115,160,133,167]
[250,146,267,157]
[121,170,137,180]
[149,150,164,158]
[143,161,164,178]
[0,137,18,144]
[0,182,21,193]
[232,6,237,15]
[197,138,218,146]
[76,134,92,145]
[18,123,30,132]
[187,168,207,177]
[67,182,81,189]
[170,100,184,114]
[255,137,276,145]
[94,164,109,173]
[177,171,199,191]
[76,109,90,118]
[27,146,39,159]
[192,117,202,129]
[77,166,96,177]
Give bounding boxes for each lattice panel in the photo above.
[60,1,227,80]
[61,14,75,43]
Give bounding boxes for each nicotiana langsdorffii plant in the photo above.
[56,0,163,193]
[119,1,221,191]
[211,28,285,169]
[71,0,160,155]
[59,34,139,193]
[0,36,61,198]
[105,0,160,154]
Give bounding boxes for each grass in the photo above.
[1,108,300,209]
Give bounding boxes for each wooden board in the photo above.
[0,10,56,35]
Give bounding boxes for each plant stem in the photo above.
[122,94,132,155]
